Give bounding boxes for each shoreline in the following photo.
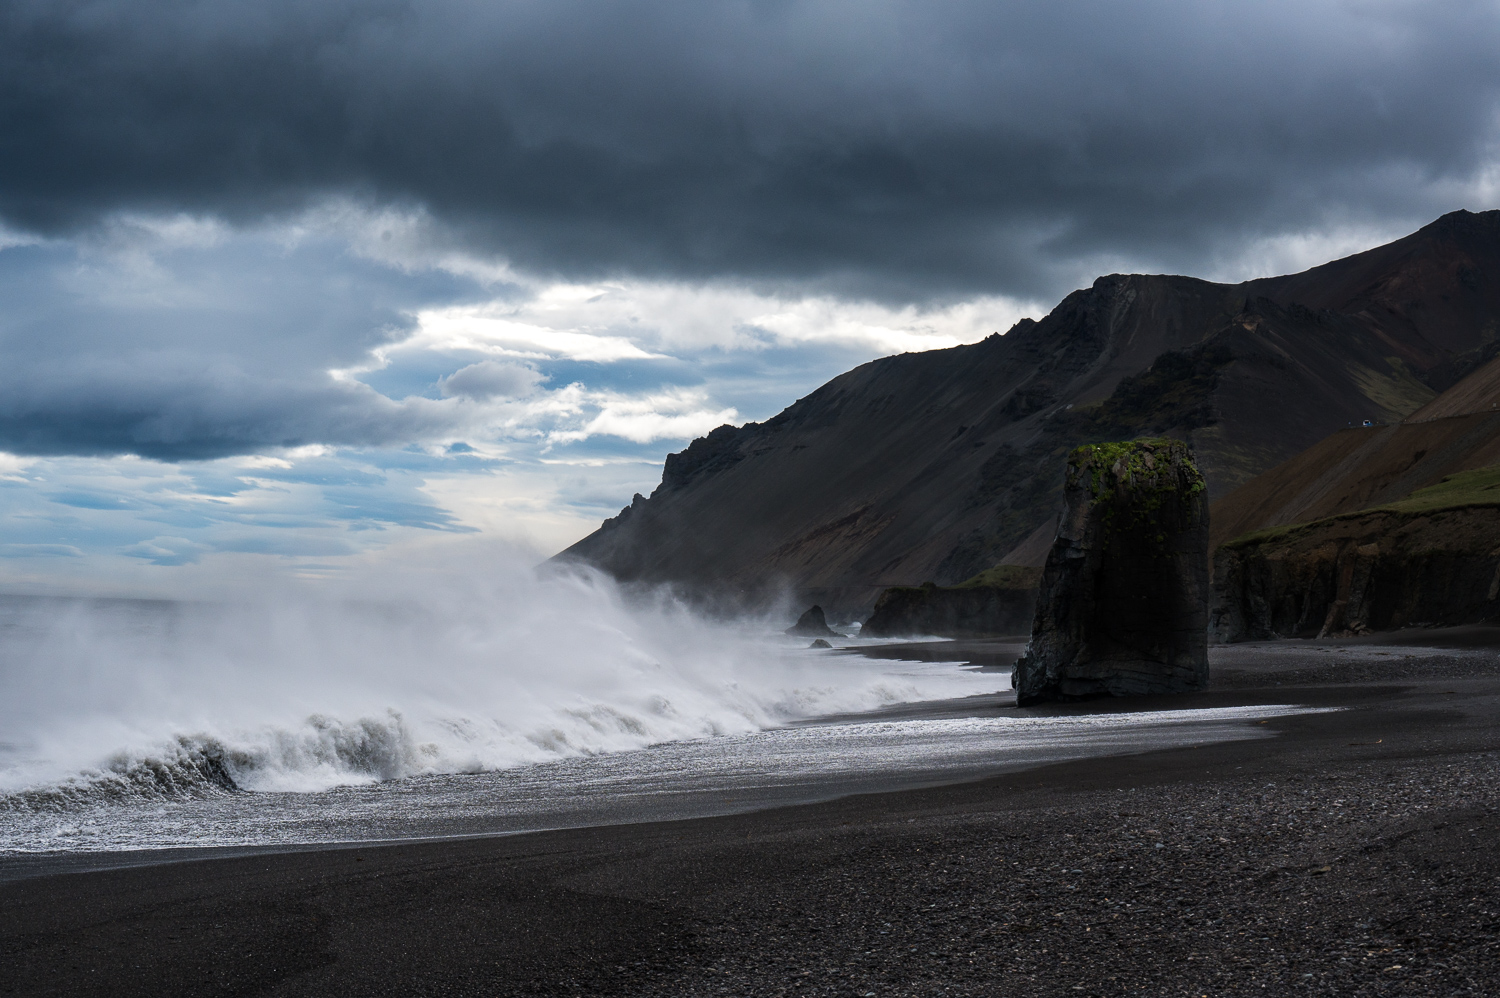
[0,637,1404,874]
[3,638,1500,995]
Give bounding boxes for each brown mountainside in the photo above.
[1209,413,1500,550]
[1210,337,1500,549]
[558,210,1500,616]
[1408,353,1500,421]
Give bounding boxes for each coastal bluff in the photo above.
[1015,440,1211,705]
[861,566,1041,638]
[1212,466,1500,640]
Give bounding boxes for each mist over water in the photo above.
[0,560,994,812]
[0,560,1343,861]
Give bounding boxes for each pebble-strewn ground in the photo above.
[637,757,1500,997]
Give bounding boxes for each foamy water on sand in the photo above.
[0,567,1336,857]
[1,702,1331,855]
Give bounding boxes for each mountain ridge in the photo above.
[558,210,1500,617]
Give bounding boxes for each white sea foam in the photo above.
[0,562,998,812]
[0,704,1337,854]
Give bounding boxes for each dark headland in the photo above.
[5,638,1500,996]
[556,209,1500,622]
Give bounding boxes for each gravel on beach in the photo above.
[630,755,1500,997]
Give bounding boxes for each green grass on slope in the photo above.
[1223,463,1500,549]
[1382,464,1500,514]
[951,564,1043,590]
[884,564,1043,595]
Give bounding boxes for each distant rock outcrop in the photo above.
[786,605,840,638]
[1015,440,1211,705]
[1212,466,1500,641]
[862,566,1041,637]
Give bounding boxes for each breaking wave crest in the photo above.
[1,736,242,813]
[0,561,990,814]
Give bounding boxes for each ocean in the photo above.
[0,572,1329,861]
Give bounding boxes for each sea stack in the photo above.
[786,604,840,638]
[1014,439,1210,705]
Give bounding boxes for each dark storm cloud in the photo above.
[0,231,474,459]
[3,0,1498,300]
[0,369,448,461]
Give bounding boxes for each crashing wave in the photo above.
[0,736,240,813]
[0,572,998,820]
[0,711,454,812]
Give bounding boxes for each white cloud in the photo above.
[438,360,546,400]
[406,305,666,362]
[368,272,1042,375]
[0,225,43,253]
[283,200,524,286]
[122,535,210,567]
[543,386,737,445]
[433,280,1043,355]
[0,453,37,481]
[741,295,1035,354]
[1203,221,1420,285]
[104,213,230,251]
[415,468,609,553]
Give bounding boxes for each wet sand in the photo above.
[4,634,1500,996]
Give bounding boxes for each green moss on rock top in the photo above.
[1069,438,1206,499]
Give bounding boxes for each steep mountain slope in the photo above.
[1246,208,1500,369]
[1209,413,1500,550]
[1407,353,1500,420]
[559,210,1500,616]
[1210,347,1500,549]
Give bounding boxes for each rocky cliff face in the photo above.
[559,211,1500,617]
[1015,440,1210,705]
[1212,466,1500,641]
[861,566,1040,638]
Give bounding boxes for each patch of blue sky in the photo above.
[244,463,391,489]
[135,509,223,530]
[6,498,198,549]
[211,535,358,557]
[120,536,209,567]
[44,491,144,511]
[356,358,467,401]
[319,486,477,533]
[181,470,259,498]
[525,355,703,392]
[0,452,477,580]
[0,544,83,559]
[224,516,344,531]
[359,449,501,473]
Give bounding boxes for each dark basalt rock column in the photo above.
[1014,439,1210,705]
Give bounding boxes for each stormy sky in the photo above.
[1,0,1498,590]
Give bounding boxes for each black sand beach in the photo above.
[5,636,1500,997]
